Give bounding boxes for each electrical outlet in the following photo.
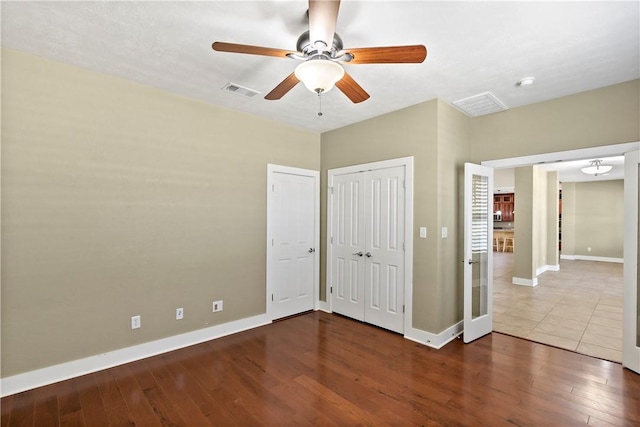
[131,315,141,330]
[212,300,223,312]
[176,307,184,320]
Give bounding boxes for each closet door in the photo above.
[331,166,406,333]
[364,166,405,333]
[331,172,366,321]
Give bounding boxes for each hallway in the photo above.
[492,252,623,362]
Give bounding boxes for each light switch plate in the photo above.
[419,227,427,238]
[441,227,448,238]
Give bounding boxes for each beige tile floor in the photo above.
[492,251,623,362]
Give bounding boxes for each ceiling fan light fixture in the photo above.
[295,59,344,94]
[581,159,613,176]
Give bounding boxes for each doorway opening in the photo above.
[482,142,636,362]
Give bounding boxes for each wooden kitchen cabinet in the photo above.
[493,193,515,221]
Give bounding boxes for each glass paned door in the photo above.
[464,163,493,343]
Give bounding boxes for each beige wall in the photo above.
[546,172,560,267]
[561,183,577,255]
[561,180,624,258]
[436,102,471,328]
[1,49,320,376]
[532,167,548,272]
[470,80,640,162]
[513,168,560,280]
[494,168,515,190]
[513,167,534,280]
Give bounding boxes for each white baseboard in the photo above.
[0,314,270,398]
[512,276,539,286]
[536,264,560,275]
[404,321,464,349]
[317,300,461,349]
[561,254,623,263]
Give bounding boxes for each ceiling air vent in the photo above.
[452,92,508,117]
[222,82,260,98]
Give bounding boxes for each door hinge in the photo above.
[403,180,406,189]
[403,304,405,313]
[272,184,275,192]
[329,186,334,194]
[403,242,405,251]
[272,238,274,247]
[330,286,333,294]
[330,236,334,244]
[271,294,274,301]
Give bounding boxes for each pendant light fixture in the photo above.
[581,159,612,176]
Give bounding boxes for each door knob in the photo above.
[352,251,363,257]
[468,259,479,265]
[365,252,372,258]
[308,248,316,253]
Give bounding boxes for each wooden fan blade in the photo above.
[335,72,370,104]
[265,73,300,100]
[309,0,341,49]
[343,45,427,64]
[212,42,295,58]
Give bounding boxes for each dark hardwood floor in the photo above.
[2,311,640,426]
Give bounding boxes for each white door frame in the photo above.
[326,156,414,334]
[266,164,320,321]
[623,150,640,373]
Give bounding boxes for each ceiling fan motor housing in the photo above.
[296,30,344,57]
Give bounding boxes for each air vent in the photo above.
[452,92,508,117]
[222,82,260,98]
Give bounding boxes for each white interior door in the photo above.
[623,150,640,374]
[363,167,405,333]
[331,166,405,333]
[463,163,493,343]
[267,165,319,321]
[331,172,366,321]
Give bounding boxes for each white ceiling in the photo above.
[2,1,639,133]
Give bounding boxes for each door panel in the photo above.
[332,173,366,321]
[364,167,405,333]
[269,171,316,320]
[463,163,493,343]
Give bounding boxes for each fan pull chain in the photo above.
[317,91,323,117]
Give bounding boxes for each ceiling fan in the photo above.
[212,0,427,104]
